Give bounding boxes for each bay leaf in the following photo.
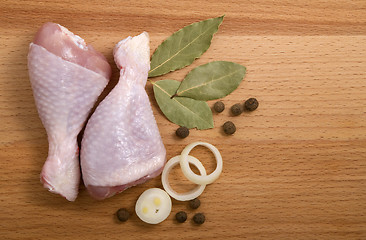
[149,16,224,78]
[175,61,246,101]
[152,80,213,130]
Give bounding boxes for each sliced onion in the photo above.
[135,188,172,224]
[162,155,207,201]
[180,142,223,185]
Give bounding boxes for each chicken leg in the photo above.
[81,32,166,200]
[28,23,111,201]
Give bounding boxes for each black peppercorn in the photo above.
[175,211,187,223]
[244,98,259,111]
[176,126,189,138]
[193,213,205,225]
[116,208,129,222]
[213,101,225,113]
[189,198,201,209]
[231,103,242,116]
[223,121,236,135]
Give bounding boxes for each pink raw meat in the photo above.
[28,22,111,201]
[81,32,166,200]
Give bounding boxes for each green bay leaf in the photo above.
[176,61,246,101]
[149,16,224,78]
[152,80,213,129]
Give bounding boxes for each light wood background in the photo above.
[1,1,365,239]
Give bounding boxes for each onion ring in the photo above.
[162,155,207,201]
[180,142,223,185]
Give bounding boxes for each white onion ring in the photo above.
[180,142,223,185]
[162,155,207,201]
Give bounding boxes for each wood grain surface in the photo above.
[1,0,366,239]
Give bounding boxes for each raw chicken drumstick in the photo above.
[81,32,166,200]
[28,23,111,201]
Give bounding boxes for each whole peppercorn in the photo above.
[116,208,130,222]
[193,213,205,225]
[213,101,225,113]
[175,211,187,223]
[176,126,189,138]
[244,98,259,111]
[231,103,242,116]
[223,121,236,135]
[189,198,201,209]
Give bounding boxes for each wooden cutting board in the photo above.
[1,1,365,239]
